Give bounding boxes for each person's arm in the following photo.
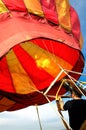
[59,97,64,110]
[56,96,64,111]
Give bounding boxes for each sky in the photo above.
[0,1,86,130]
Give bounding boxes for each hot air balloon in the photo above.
[0,0,85,112]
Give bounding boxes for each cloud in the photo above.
[0,102,69,130]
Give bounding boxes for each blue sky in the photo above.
[0,1,86,130]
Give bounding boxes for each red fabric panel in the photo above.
[69,52,84,80]
[70,6,80,41]
[0,12,10,21]
[3,0,27,11]
[41,0,59,24]
[0,57,15,92]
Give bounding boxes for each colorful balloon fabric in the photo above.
[0,0,84,111]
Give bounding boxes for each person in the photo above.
[57,86,86,130]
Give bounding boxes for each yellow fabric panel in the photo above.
[0,97,15,112]
[6,50,38,94]
[21,41,72,81]
[23,0,44,17]
[0,0,9,14]
[55,0,71,31]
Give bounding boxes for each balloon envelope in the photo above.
[0,0,84,111]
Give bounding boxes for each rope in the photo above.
[58,65,86,97]
[56,79,65,100]
[64,69,86,76]
[44,69,64,95]
[35,104,42,130]
[79,81,86,84]
[65,77,86,97]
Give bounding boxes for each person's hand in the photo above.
[56,96,64,110]
[56,95,62,102]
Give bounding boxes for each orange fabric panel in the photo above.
[0,97,15,112]
[55,0,71,31]
[24,0,44,17]
[0,0,8,14]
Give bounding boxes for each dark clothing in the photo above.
[63,99,86,130]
